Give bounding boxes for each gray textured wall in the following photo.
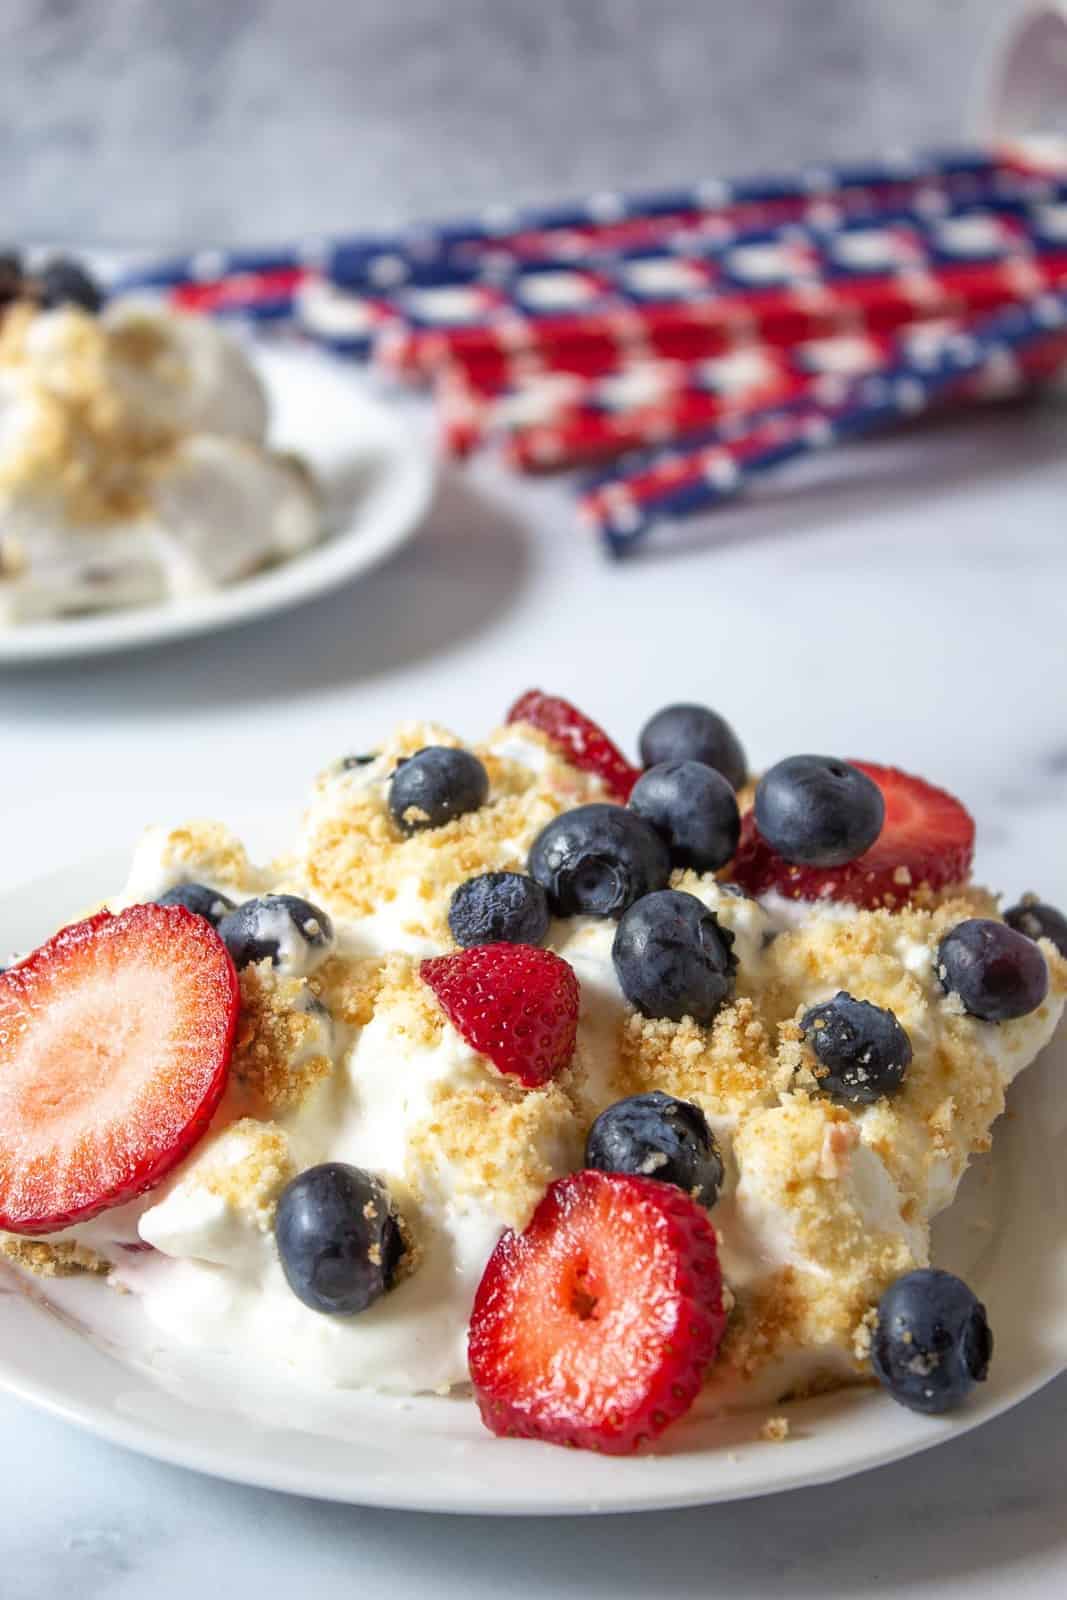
[0,0,1013,248]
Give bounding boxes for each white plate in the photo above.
[1,851,1065,1515]
[0,346,434,664]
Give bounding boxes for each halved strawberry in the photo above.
[469,1170,726,1453]
[729,762,975,909]
[0,904,239,1235]
[420,942,579,1088]
[506,690,640,801]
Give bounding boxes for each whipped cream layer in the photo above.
[0,299,320,624]
[14,721,1066,1406]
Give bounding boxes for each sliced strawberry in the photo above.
[469,1170,726,1454]
[729,761,975,909]
[506,689,640,801]
[420,942,579,1088]
[0,904,239,1235]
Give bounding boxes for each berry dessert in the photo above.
[0,254,321,625]
[1,696,1064,1456]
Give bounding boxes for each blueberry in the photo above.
[528,803,670,918]
[218,893,333,971]
[274,1163,405,1315]
[448,871,549,947]
[871,1268,992,1414]
[612,889,736,1024]
[0,251,23,302]
[1003,898,1067,959]
[800,991,912,1104]
[937,918,1048,1021]
[35,257,103,313]
[388,746,489,834]
[585,1090,724,1206]
[629,760,740,873]
[638,703,747,791]
[754,754,884,867]
[156,882,236,928]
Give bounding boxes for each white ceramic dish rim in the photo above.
[0,345,434,664]
[0,849,1063,1516]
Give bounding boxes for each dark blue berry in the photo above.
[218,893,333,971]
[36,257,103,313]
[871,1269,992,1414]
[800,991,912,1104]
[1003,899,1067,959]
[754,754,884,866]
[156,882,236,928]
[274,1163,404,1315]
[629,760,740,873]
[937,918,1048,1021]
[639,703,747,791]
[0,252,23,302]
[528,803,670,918]
[612,889,736,1024]
[448,871,549,947]
[388,746,489,834]
[585,1090,724,1206]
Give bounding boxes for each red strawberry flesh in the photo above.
[469,1169,726,1453]
[0,904,239,1234]
[729,762,975,909]
[506,690,640,801]
[420,942,579,1087]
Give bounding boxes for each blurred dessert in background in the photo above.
[0,255,321,626]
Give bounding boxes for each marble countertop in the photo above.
[0,0,1013,248]
[1,383,1065,1596]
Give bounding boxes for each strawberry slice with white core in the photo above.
[469,1170,727,1453]
[0,904,238,1235]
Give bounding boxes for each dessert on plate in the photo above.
[0,254,321,625]
[1,692,1063,1455]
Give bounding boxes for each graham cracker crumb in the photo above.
[617,996,778,1120]
[723,1097,921,1370]
[760,1415,790,1443]
[314,953,388,1027]
[853,1306,878,1362]
[152,820,259,895]
[370,954,448,1048]
[406,1081,581,1231]
[390,1206,422,1286]
[233,962,334,1111]
[200,1120,295,1229]
[0,303,181,524]
[716,1267,810,1381]
[293,719,604,930]
[1,1237,110,1277]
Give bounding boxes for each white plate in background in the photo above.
[0,851,1064,1513]
[0,345,434,664]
